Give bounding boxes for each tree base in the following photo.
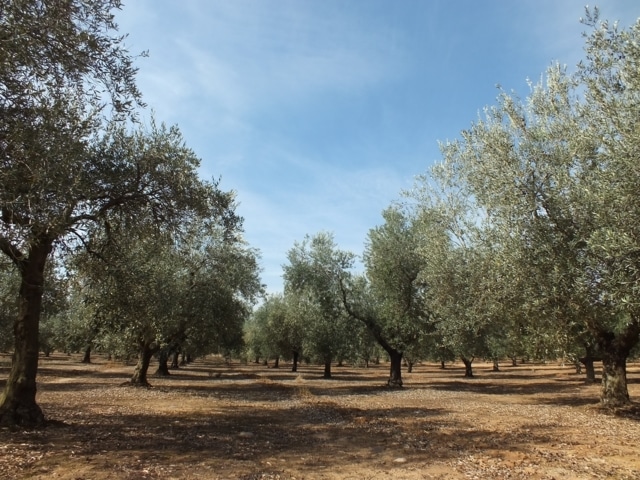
[386,379,403,388]
[0,401,46,428]
[121,380,152,388]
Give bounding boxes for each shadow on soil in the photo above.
[16,399,555,470]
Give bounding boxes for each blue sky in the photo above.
[115,1,639,295]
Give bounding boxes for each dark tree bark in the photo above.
[81,345,92,364]
[388,350,403,387]
[584,358,596,383]
[272,356,280,369]
[170,351,180,369]
[440,360,446,369]
[461,356,474,378]
[579,343,599,383]
[291,351,299,372]
[595,321,640,407]
[154,349,170,377]
[323,357,332,379]
[492,360,500,372]
[407,360,414,373]
[180,352,188,366]
[579,355,597,383]
[130,341,159,386]
[0,240,52,427]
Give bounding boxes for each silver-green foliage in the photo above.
[417,10,640,404]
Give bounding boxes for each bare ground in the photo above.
[1,354,639,479]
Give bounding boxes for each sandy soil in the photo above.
[1,354,639,479]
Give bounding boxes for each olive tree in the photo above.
[357,206,433,384]
[0,0,137,425]
[283,233,353,378]
[424,11,640,406]
[0,0,239,424]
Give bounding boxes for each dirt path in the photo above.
[1,355,639,479]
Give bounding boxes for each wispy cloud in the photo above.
[115,0,640,296]
[132,1,405,118]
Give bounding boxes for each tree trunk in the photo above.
[323,357,332,379]
[440,360,445,369]
[406,360,414,373]
[596,322,640,407]
[574,360,583,375]
[0,241,51,427]
[81,345,92,364]
[130,341,158,386]
[273,356,279,368]
[461,356,474,378]
[291,351,299,372]
[170,351,180,369]
[580,356,596,383]
[601,354,629,406]
[180,352,188,366]
[492,360,500,372]
[579,343,599,383]
[154,349,170,376]
[388,350,403,387]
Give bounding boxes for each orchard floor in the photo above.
[1,355,640,479]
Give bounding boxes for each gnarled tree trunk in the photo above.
[130,341,158,386]
[154,349,170,377]
[601,353,628,406]
[291,351,299,372]
[461,356,474,378]
[596,321,640,407]
[0,241,52,427]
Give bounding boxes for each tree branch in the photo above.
[0,235,26,268]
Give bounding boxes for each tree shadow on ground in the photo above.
[424,378,586,397]
[6,401,556,477]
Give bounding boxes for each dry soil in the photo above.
[1,354,639,479]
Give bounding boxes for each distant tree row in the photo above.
[247,10,640,409]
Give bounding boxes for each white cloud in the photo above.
[122,0,405,123]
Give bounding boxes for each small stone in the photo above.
[238,431,254,438]
[394,457,407,463]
